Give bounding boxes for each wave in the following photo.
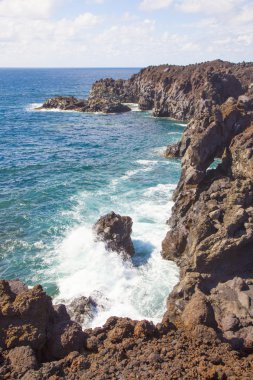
[52,179,179,328]
[175,123,187,127]
[123,103,141,112]
[26,103,82,113]
[152,146,167,156]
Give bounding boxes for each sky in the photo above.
[0,0,253,67]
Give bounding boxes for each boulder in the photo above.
[93,211,135,258]
[66,296,97,325]
[0,280,85,361]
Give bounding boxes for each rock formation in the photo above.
[93,211,135,258]
[38,96,131,114]
[0,280,85,363]
[161,73,253,352]
[66,296,97,326]
[89,60,253,120]
[1,281,253,379]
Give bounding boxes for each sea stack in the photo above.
[93,211,135,258]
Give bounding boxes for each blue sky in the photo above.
[0,0,252,67]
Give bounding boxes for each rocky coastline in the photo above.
[2,60,253,379]
[37,96,131,114]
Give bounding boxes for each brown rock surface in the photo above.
[159,63,253,352]
[0,280,85,362]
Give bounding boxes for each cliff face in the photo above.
[159,73,253,350]
[92,60,253,351]
[90,60,253,120]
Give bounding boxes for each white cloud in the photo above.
[234,3,253,24]
[85,0,105,3]
[0,12,100,43]
[177,0,245,14]
[139,0,173,11]
[0,0,60,19]
[0,0,252,67]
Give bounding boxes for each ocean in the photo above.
[0,68,184,327]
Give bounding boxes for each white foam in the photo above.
[52,177,179,328]
[176,123,187,127]
[152,146,167,156]
[136,159,158,165]
[115,160,159,181]
[26,103,43,112]
[123,103,141,112]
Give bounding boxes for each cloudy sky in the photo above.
[0,0,252,67]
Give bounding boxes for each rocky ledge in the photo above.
[1,279,253,379]
[38,96,131,114]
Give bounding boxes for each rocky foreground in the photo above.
[2,60,253,379]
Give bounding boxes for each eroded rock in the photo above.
[93,211,135,258]
[39,96,131,114]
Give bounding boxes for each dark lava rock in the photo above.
[40,96,88,111]
[39,96,131,114]
[93,211,135,258]
[66,296,97,325]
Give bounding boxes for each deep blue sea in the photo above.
[0,68,184,326]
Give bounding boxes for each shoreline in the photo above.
[1,60,253,379]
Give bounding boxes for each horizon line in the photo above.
[0,66,143,69]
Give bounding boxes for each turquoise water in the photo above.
[0,68,184,326]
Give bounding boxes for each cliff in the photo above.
[2,60,253,379]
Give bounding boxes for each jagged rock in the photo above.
[159,62,253,352]
[0,280,85,361]
[39,95,131,114]
[181,291,216,329]
[46,320,84,360]
[90,60,253,120]
[93,211,135,258]
[134,320,156,338]
[66,296,97,325]
[40,96,88,111]
[164,142,182,158]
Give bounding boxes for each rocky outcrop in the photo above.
[93,211,135,258]
[38,96,131,114]
[66,296,97,325]
[1,308,253,379]
[0,280,85,362]
[90,60,253,120]
[161,64,253,351]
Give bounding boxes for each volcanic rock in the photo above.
[93,211,135,258]
[0,280,85,361]
[39,96,131,114]
[159,63,253,351]
[66,296,97,325]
